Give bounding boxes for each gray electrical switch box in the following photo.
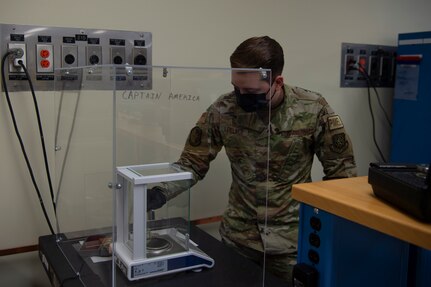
[0,23,152,91]
[340,42,396,88]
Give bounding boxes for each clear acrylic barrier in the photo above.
[53,65,274,286]
[53,65,116,286]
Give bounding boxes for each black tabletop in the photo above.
[39,224,287,287]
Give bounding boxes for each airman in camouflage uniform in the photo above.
[153,36,357,284]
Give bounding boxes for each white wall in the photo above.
[1,0,430,249]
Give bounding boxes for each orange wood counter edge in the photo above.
[292,176,431,250]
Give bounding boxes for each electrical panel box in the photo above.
[0,23,152,91]
[340,43,397,88]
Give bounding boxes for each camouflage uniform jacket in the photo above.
[168,84,357,255]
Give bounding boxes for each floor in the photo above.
[0,222,221,286]
[0,251,51,287]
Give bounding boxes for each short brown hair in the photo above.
[230,36,284,78]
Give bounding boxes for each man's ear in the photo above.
[274,75,284,87]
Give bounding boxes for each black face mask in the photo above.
[235,88,270,112]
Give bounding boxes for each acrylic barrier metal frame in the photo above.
[51,65,273,287]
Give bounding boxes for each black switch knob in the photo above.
[89,55,100,65]
[64,54,75,65]
[134,54,147,65]
[113,55,123,65]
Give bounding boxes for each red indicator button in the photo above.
[40,60,50,68]
[358,57,367,73]
[40,49,50,59]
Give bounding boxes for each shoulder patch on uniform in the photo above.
[188,126,202,147]
[328,115,344,131]
[330,133,348,154]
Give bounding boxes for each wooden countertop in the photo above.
[292,176,431,250]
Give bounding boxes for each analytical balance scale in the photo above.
[114,163,214,281]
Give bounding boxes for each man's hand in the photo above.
[147,186,167,211]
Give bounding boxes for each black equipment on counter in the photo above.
[368,162,431,222]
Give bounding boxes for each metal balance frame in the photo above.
[115,163,214,281]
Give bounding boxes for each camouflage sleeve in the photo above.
[313,99,357,180]
[162,106,224,200]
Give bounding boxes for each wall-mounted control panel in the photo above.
[340,42,396,88]
[0,23,152,91]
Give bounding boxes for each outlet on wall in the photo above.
[36,44,54,73]
[61,45,78,68]
[86,46,102,66]
[8,43,27,73]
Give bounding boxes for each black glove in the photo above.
[147,186,167,211]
